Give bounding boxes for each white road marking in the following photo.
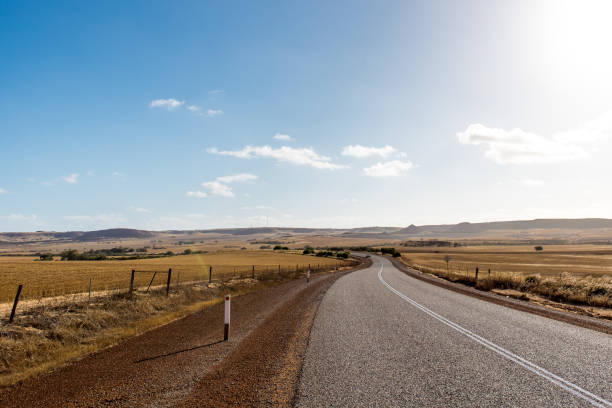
[377,263,612,408]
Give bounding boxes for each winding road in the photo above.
[296,255,612,407]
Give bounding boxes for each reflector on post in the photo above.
[224,295,230,341]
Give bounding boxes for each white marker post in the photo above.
[224,294,231,341]
[307,268,310,284]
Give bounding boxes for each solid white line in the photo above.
[377,263,612,408]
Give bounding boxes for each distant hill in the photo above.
[396,219,612,236]
[75,228,154,241]
[3,219,612,247]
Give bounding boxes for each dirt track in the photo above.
[0,262,368,407]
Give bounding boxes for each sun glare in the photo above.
[534,0,612,91]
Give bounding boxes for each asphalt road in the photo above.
[296,255,612,407]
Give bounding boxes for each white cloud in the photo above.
[0,214,37,221]
[273,133,293,141]
[186,190,208,198]
[112,171,124,177]
[62,173,78,184]
[216,173,258,183]
[26,177,36,183]
[202,181,234,197]
[149,98,184,110]
[457,124,585,165]
[364,160,414,177]
[207,109,223,117]
[0,188,6,194]
[457,110,612,165]
[207,145,347,170]
[341,145,397,158]
[86,170,94,176]
[187,105,202,115]
[186,173,257,199]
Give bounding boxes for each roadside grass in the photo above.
[400,247,612,309]
[0,251,344,304]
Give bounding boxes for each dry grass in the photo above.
[0,279,255,388]
[400,245,612,308]
[0,251,344,304]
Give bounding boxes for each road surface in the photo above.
[296,255,612,407]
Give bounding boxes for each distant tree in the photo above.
[60,249,80,261]
[39,253,54,261]
[534,246,543,252]
[165,250,175,256]
[183,249,192,255]
[303,246,315,255]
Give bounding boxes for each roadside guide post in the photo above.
[307,268,310,284]
[224,295,231,341]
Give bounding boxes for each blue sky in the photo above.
[2,0,612,231]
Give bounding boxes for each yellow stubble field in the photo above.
[0,251,347,303]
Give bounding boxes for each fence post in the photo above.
[252,265,255,279]
[129,269,135,294]
[488,268,491,278]
[475,267,479,281]
[224,294,231,341]
[307,268,310,284]
[209,266,212,283]
[166,268,172,296]
[9,284,23,323]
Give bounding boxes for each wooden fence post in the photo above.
[129,269,135,294]
[252,265,255,279]
[166,268,172,296]
[9,284,23,323]
[209,266,212,283]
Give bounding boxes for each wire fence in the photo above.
[0,260,357,305]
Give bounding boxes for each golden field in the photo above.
[400,245,612,277]
[399,245,612,308]
[0,251,346,303]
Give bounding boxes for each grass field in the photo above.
[399,245,612,308]
[0,251,347,303]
